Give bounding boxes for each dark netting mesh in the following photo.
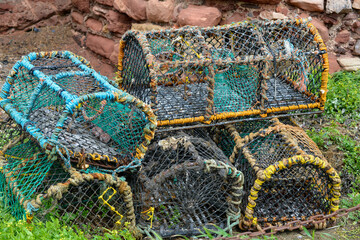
[34,167,137,236]
[212,117,296,159]
[0,51,156,172]
[117,18,328,127]
[127,131,243,237]
[221,119,340,229]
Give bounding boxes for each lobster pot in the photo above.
[0,137,137,234]
[128,131,244,237]
[33,168,137,235]
[117,18,328,128]
[0,51,156,172]
[0,138,56,220]
[0,114,23,152]
[221,119,341,229]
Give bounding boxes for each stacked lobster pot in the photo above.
[0,17,340,238]
[213,119,341,229]
[116,17,341,236]
[128,130,244,237]
[0,51,156,235]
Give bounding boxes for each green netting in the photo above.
[0,139,54,220]
[214,64,259,113]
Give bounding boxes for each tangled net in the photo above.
[117,18,328,127]
[0,51,157,172]
[128,131,244,237]
[216,119,341,229]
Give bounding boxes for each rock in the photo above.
[72,0,90,13]
[259,11,287,20]
[72,30,86,47]
[146,0,175,23]
[328,53,341,73]
[86,34,115,59]
[105,10,131,34]
[354,0,360,9]
[326,0,352,14]
[92,5,109,17]
[275,5,289,16]
[205,0,238,11]
[344,20,353,27]
[344,12,358,20]
[311,18,329,42]
[114,0,147,21]
[238,0,281,4]
[0,3,14,14]
[322,15,338,25]
[71,11,84,24]
[352,21,360,34]
[288,0,324,12]
[86,18,103,32]
[131,23,166,31]
[335,46,347,54]
[353,40,360,55]
[335,30,350,44]
[110,42,119,65]
[95,0,114,6]
[30,1,57,21]
[221,12,247,25]
[177,5,221,27]
[54,0,72,13]
[0,1,57,31]
[338,58,360,71]
[35,15,70,28]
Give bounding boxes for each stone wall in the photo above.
[2,0,360,73]
[0,0,71,32]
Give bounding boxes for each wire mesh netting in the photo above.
[33,167,137,236]
[117,18,328,127]
[218,119,341,229]
[0,131,137,235]
[0,136,55,220]
[0,51,156,173]
[127,131,244,237]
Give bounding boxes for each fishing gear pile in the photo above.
[0,17,341,238]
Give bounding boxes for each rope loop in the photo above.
[81,99,107,121]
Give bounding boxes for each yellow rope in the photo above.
[99,187,124,225]
[141,207,155,228]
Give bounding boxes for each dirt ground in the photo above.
[0,25,116,86]
[0,25,359,240]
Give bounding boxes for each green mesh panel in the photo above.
[0,139,53,220]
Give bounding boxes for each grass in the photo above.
[0,208,134,240]
[306,71,360,189]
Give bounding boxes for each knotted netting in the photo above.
[128,131,244,237]
[217,119,341,229]
[32,167,138,236]
[0,51,157,173]
[117,18,328,127]
[0,128,138,235]
[0,134,56,220]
